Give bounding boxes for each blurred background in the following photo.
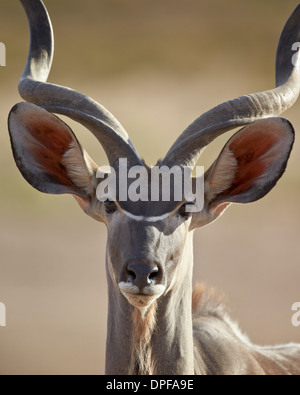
[0,0,300,375]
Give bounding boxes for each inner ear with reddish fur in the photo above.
[205,118,295,218]
[8,102,95,199]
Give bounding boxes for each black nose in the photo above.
[126,262,160,291]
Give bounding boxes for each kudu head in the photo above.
[8,0,300,313]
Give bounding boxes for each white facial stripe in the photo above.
[122,209,172,222]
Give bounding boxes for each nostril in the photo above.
[149,267,159,281]
[125,263,161,289]
[126,267,136,282]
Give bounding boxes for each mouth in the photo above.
[118,282,166,308]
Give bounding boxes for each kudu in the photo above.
[8,0,300,375]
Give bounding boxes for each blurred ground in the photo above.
[0,0,300,375]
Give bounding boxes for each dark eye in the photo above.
[178,203,192,220]
[104,200,118,214]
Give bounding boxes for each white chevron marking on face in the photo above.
[122,210,171,222]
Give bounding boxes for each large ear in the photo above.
[204,118,295,220]
[8,102,99,212]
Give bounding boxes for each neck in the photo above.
[105,232,195,375]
